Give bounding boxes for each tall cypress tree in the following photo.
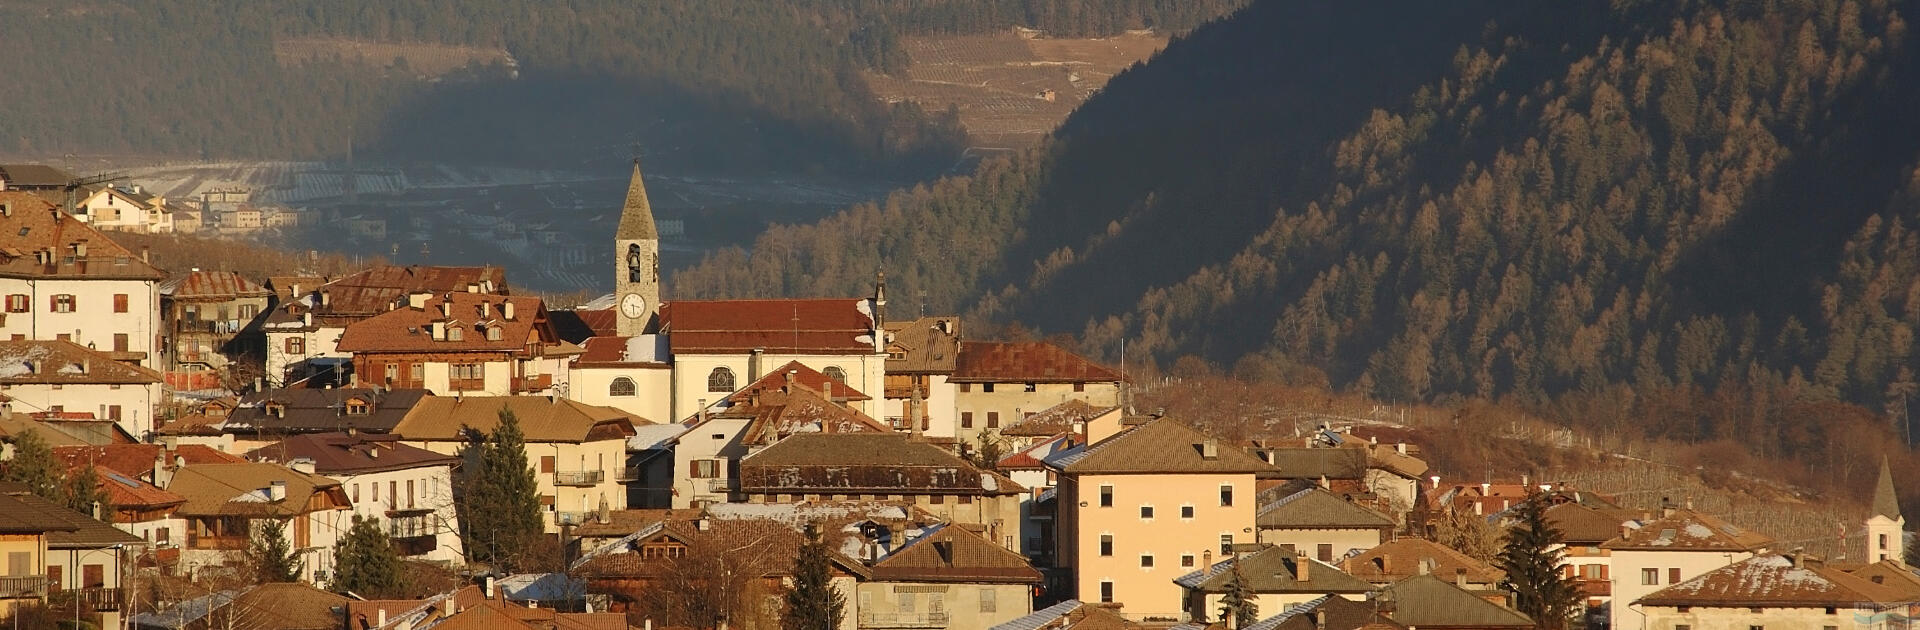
[1496,489,1579,630]
[1216,559,1258,629]
[249,518,303,583]
[333,515,406,597]
[455,409,544,570]
[782,521,845,630]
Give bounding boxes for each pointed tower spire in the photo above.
[1875,455,1902,521]
[617,158,658,240]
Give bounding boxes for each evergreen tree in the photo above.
[248,518,303,583]
[455,409,544,570]
[782,521,846,630]
[1216,558,1258,629]
[333,515,406,598]
[61,469,110,518]
[1496,489,1579,630]
[967,430,1005,470]
[1,430,63,503]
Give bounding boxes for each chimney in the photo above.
[785,369,797,392]
[1395,442,1407,455]
[153,454,171,488]
[597,494,611,524]
[1430,475,1440,490]
[439,300,452,318]
[697,399,708,424]
[1203,550,1213,569]
[502,300,515,320]
[1455,567,1469,588]
[909,378,924,438]
[141,246,150,263]
[268,480,288,501]
[480,301,491,319]
[1418,558,1434,575]
[1480,482,1491,496]
[483,575,496,599]
[289,458,316,474]
[321,290,332,307]
[749,348,764,380]
[1521,473,1529,488]
[1295,554,1311,581]
[1201,438,1219,460]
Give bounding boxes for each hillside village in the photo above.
[0,161,1911,630]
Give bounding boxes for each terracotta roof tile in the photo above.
[1002,400,1116,437]
[1379,575,1532,628]
[660,298,876,354]
[1174,546,1375,594]
[952,341,1118,383]
[883,317,962,374]
[336,293,554,354]
[740,433,1023,495]
[246,432,457,475]
[1638,554,1911,607]
[551,307,616,344]
[54,444,244,481]
[731,361,869,402]
[0,192,165,280]
[165,462,346,518]
[1543,503,1634,545]
[576,335,669,365]
[719,387,890,446]
[225,387,431,434]
[1342,538,1503,585]
[1601,509,1774,551]
[1257,487,1396,530]
[159,270,270,299]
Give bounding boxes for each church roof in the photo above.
[616,160,657,240]
[1874,455,1902,521]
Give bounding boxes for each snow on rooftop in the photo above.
[705,502,910,528]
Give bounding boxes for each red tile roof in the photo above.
[53,444,245,481]
[660,298,875,354]
[0,340,162,384]
[552,307,616,344]
[730,361,870,402]
[1601,509,1774,551]
[336,293,555,354]
[0,192,166,280]
[951,341,1119,383]
[160,270,270,300]
[576,335,669,365]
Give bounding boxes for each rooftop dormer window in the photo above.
[346,398,370,415]
[447,326,464,342]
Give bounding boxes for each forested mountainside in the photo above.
[674,0,1920,453]
[0,0,1241,173]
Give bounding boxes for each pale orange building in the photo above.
[1052,417,1274,620]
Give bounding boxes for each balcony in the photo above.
[556,511,589,526]
[0,575,49,598]
[554,470,605,486]
[859,612,949,628]
[512,374,554,393]
[615,466,641,482]
[705,478,730,492]
[392,535,438,557]
[186,535,250,551]
[52,587,123,611]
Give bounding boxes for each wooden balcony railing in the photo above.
[858,611,949,628]
[0,575,49,598]
[554,470,604,486]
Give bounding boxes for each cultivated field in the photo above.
[865,30,1167,150]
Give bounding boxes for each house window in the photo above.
[285,337,305,355]
[983,383,995,393]
[486,326,503,341]
[1181,505,1195,519]
[1098,581,1113,603]
[50,294,75,313]
[1641,568,1659,585]
[2,295,23,312]
[1099,485,1113,507]
[1675,626,1690,630]
[451,363,483,383]
[978,589,995,613]
[1140,554,1154,568]
[823,366,846,383]
[385,363,398,382]
[1220,534,1233,555]
[707,367,736,392]
[1024,382,1036,392]
[447,326,464,341]
[690,460,720,478]
[1099,534,1113,556]
[108,406,122,421]
[961,412,973,429]
[114,333,128,352]
[610,377,637,397]
[1074,382,1085,392]
[1220,484,1234,506]
[1668,568,1681,584]
[1880,534,1890,550]
[113,294,128,313]
[1181,554,1196,568]
[1139,506,1153,520]
[346,400,369,415]
[1317,544,1333,562]
[959,383,970,393]
[930,495,945,505]
[987,412,999,428]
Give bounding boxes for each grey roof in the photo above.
[1059,418,1274,475]
[1265,447,1367,479]
[991,600,1085,630]
[0,164,73,187]
[132,590,241,630]
[628,421,692,450]
[1172,546,1375,594]
[1256,487,1396,530]
[1378,575,1532,628]
[616,160,657,240]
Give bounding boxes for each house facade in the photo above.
[1052,417,1275,620]
[951,341,1121,448]
[0,193,166,369]
[391,396,637,531]
[260,265,506,387]
[159,270,271,389]
[337,292,572,396]
[737,433,1026,549]
[247,432,462,564]
[163,463,354,584]
[1604,508,1773,630]
[0,340,165,439]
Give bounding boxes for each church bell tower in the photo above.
[615,159,660,336]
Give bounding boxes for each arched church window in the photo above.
[707,367,736,393]
[610,377,637,397]
[627,244,644,282]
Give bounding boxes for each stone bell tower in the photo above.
[614,159,660,336]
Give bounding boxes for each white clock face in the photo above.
[621,293,646,318]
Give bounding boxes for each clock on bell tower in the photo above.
[615,158,660,336]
